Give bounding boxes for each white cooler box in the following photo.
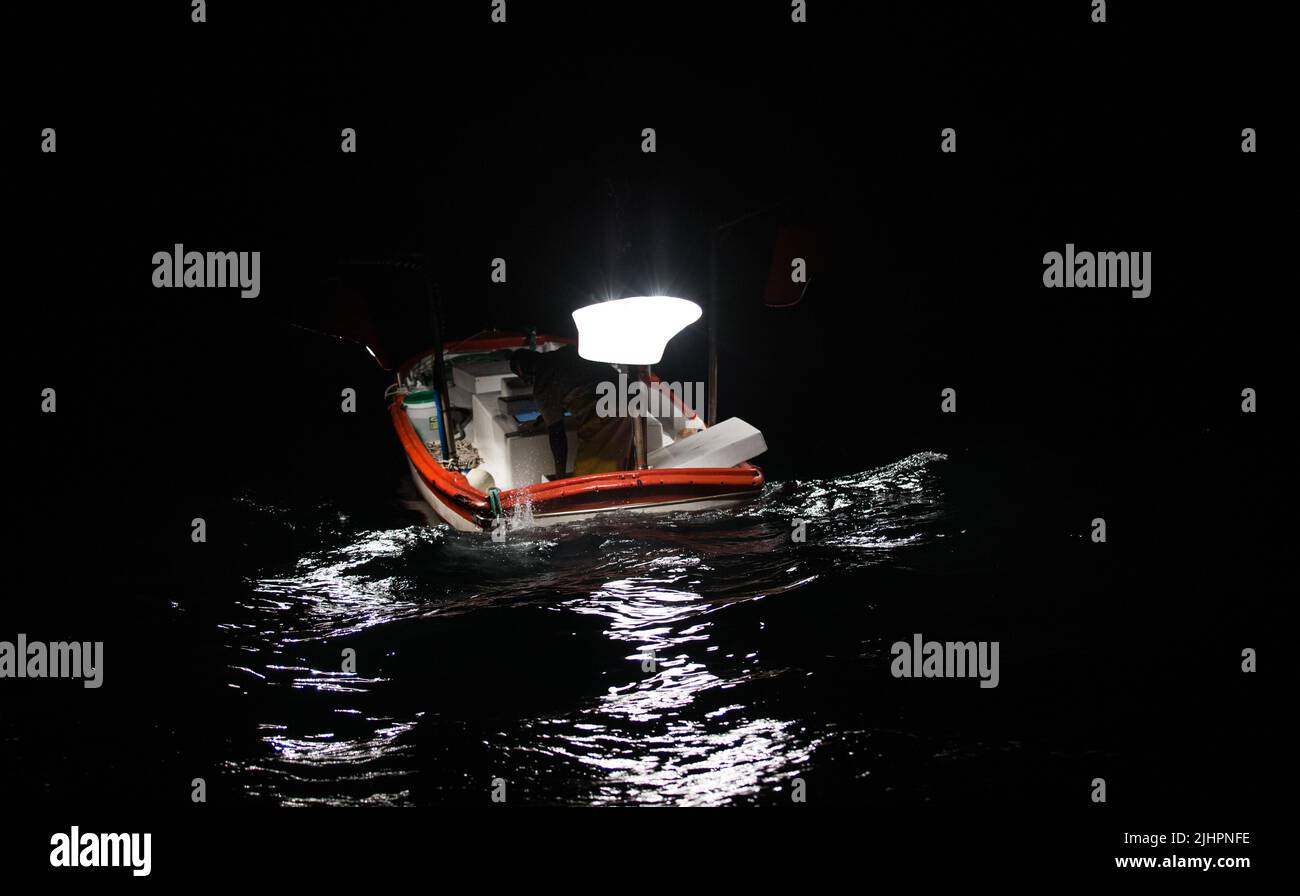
[449,383,474,410]
[648,417,766,470]
[453,359,515,394]
[471,391,507,466]
[501,426,578,489]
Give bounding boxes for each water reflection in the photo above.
[218,452,951,805]
[554,575,808,805]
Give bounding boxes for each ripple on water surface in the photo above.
[218,452,956,805]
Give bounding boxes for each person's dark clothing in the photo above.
[528,346,633,476]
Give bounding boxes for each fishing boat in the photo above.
[388,297,768,532]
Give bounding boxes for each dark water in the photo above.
[4,407,1278,824]
[217,452,958,806]
[148,435,1266,812]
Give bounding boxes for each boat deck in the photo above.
[401,341,707,492]
[388,333,766,531]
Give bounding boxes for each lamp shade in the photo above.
[571,296,702,365]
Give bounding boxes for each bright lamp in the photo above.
[571,295,702,365]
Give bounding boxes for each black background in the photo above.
[5,0,1285,880]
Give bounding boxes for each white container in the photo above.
[403,391,443,450]
[453,360,515,394]
[504,423,578,488]
[471,390,507,463]
[449,383,474,409]
[648,417,766,470]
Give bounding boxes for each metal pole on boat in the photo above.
[707,234,719,428]
[631,364,650,469]
[419,268,457,467]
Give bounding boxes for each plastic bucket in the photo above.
[403,390,443,448]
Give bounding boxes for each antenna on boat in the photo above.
[571,295,702,469]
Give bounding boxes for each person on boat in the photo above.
[509,346,633,478]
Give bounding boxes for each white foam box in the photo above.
[504,426,578,488]
[488,414,519,489]
[471,391,508,465]
[449,383,474,410]
[453,359,515,394]
[648,417,766,470]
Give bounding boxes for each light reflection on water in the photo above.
[544,577,810,806]
[218,451,951,805]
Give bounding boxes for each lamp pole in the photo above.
[631,364,650,469]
